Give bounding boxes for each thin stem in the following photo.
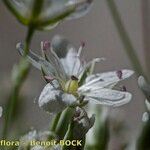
[2,27,34,138]
[62,121,74,150]
[106,1,150,149]
[136,2,150,150]
[50,112,61,132]
[141,0,150,79]
[106,0,147,80]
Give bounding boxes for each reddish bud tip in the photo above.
[41,41,51,51]
[44,76,54,82]
[81,41,85,47]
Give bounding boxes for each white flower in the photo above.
[4,0,93,30]
[0,106,3,117]
[18,130,56,150]
[17,35,134,113]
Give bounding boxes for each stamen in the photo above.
[41,41,51,51]
[120,86,127,91]
[81,41,85,48]
[44,76,62,90]
[41,41,51,60]
[50,48,66,80]
[78,41,85,56]
[71,41,85,75]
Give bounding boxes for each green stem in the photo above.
[141,0,150,79]
[106,0,147,80]
[50,112,62,132]
[24,27,34,56]
[62,121,74,150]
[55,107,75,140]
[137,114,150,150]
[2,59,30,139]
[2,27,34,139]
[106,1,150,150]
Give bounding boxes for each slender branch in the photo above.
[141,0,150,78]
[136,2,150,150]
[106,1,150,150]
[50,112,62,132]
[2,27,34,138]
[106,0,147,80]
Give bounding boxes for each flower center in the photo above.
[64,76,79,96]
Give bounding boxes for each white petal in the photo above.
[61,48,82,76]
[51,35,82,77]
[39,84,63,113]
[66,0,93,20]
[79,69,134,91]
[83,88,132,107]
[78,57,105,82]
[38,83,76,113]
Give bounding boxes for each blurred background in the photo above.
[0,0,148,149]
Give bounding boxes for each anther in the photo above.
[71,75,78,81]
[116,70,123,79]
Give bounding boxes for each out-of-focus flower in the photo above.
[145,100,150,112]
[30,144,61,150]
[31,145,44,150]
[18,130,56,150]
[86,106,109,149]
[142,100,150,122]
[0,106,3,117]
[17,35,134,113]
[4,0,93,30]
[138,76,150,122]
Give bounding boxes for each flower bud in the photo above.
[4,0,94,30]
[0,106,2,117]
[73,107,95,139]
[138,76,150,102]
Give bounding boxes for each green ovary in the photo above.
[64,79,79,96]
